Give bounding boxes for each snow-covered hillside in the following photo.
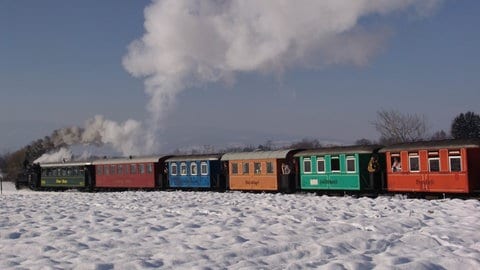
[1,182,479,269]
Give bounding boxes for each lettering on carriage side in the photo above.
[310,179,318,185]
[416,179,434,185]
[245,180,259,185]
[56,179,68,184]
[319,179,338,185]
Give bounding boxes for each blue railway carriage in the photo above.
[165,154,226,190]
[37,161,94,191]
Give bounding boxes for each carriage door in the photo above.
[408,153,425,191]
[427,151,440,191]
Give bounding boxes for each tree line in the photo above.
[1,110,480,182]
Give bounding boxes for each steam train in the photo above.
[17,139,480,197]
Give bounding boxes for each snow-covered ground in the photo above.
[1,181,479,269]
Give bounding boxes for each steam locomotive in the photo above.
[18,139,480,197]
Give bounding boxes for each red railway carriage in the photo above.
[379,139,480,194]
[92,156,169,189]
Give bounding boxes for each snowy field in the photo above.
[1,181,480,270]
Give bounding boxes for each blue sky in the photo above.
[1,0,479,154]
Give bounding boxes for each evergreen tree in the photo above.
[451,111,480,139]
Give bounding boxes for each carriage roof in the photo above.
[221,149,296,160]
[379,139,480,152]
[294,145,382,157]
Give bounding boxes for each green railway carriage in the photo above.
[294,145,385,192]
[38,161,94,190]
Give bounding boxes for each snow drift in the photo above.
[1,184,479,269]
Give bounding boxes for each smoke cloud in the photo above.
[123,0,441,127]
[35,0,442,162]
[34,147,73,164]
[32,116,155,163]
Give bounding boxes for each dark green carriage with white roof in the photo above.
[294,145,385,192]
[38,161,94,190]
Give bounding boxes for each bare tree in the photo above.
[355,138,375,145]
[373,109,429,144]
[430,130,450,140]
[288,138,322,149]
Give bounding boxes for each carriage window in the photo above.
[317,157,325,173]
[232,163,238,174]
[304,158,312,173]
[191,163,198,176]
[449,156,461,172]
[429,159,440,172]
[180,162,187,175]
[139,164,145,174]
[147,164,153,174]
[201,162,208,175]
[118,164,123,175]
[66,168,72,176]
[331,157,340,172]
[171,163,177,175]
[428,152,440,172]
[130,164,137,174]
[391,154,401,172]
[243,162,250,174]
[254,162,261,174]
[110,165,116,175]
[267,162,274,174]
[104,165,109,175]
[346,156,356,173]
[409,154,420,172]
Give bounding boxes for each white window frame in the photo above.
[303,158,312,174]
[201,162,208,175]
[409,155,420,172]
[428,158,440,172]
[316,157,325,174]
[180,162,187,176]
[331,156,340,173]
[171,163,177,176]
[346,156,356,173]
[190,162,198,176]
[449,156,462,172]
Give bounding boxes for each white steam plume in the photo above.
[37,0,442,161]
[34,115,156,163]
[34,147,73,163]
[123,0,441,128]
[81,115,155,156]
